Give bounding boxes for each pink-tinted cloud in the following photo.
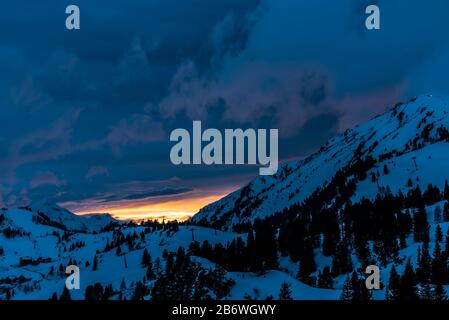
[30,172,65,188]
[159,60,333,136]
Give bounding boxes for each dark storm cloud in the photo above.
[159,0,449,134]
[0,0,260,206]
[2,0,449,210]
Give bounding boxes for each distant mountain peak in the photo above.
[16,200,118,233]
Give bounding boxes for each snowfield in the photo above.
[2,94,449,300]
[0,204,340,300]
[2,200,448,300]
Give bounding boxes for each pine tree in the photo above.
[420,283,434,300]
[154,257,162,274]
[340,275,353,300]
[332,242,353,276]
[85,283,104,301]
[104,239,110,252]
[5,289,11,301]
[435,225,444,243]
[210,266,233,299]
[340,272,372,301]
[351,271,372,301]
[141,248,150,267]
[322,214,339,257]
[444,180,449,201]
[103,284,113,301]
[417,242,431,283]
[92,254,98,271]
[297,238,316,280]
[444,228,449,261]
[434,206,442,224]
[317,266,333,289]
[146,259,155,280]
[434,283,448,301]
[132,281,147,300]
[398,259,418,300]
[354,235,370,263]
[60,286,71,301]
[246,231,255,270]
[386,265,400,300]
[431,241,445,285]
[444,202,449,222]
[254,223,278,271]
[120,279,127,292]
[423,184,442,205]
[174,246,186,272]
[278,282,293,300]
[192,270,209,300]
[413,206,429,243]
[166,253,174,274]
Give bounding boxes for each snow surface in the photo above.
[0,206,337,300]
[2,95,449,300]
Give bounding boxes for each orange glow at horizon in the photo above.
[74,193,227,222]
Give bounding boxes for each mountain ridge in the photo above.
[16,200,117,233]
[191,94,449,230]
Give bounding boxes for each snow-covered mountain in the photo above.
[1,205,336,300]
[27,200,117,233]
[192,94,449,230]
[2,94,449,301]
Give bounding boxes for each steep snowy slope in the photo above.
[192,95,449,229]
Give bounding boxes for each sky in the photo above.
[1,0,449,220]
